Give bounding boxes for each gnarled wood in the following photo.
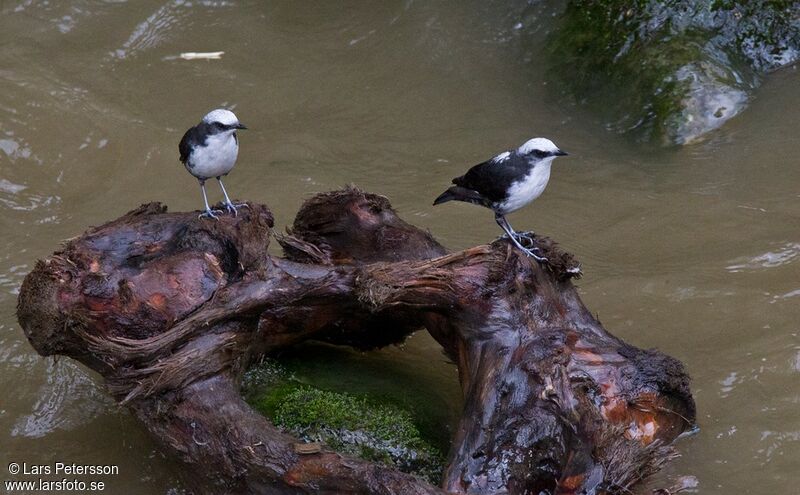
[17,187,695,494]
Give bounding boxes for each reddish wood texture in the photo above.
[17,187,694,494]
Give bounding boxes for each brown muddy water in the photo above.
[1,1,798,493]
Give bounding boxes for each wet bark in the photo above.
[17,186,695,494]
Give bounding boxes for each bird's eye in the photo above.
[533,150,548,158]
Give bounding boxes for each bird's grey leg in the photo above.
[495,214,547,262]
[198,180,223,219]
[217,177,248,216]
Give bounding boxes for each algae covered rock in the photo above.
[546,0,800,145]
[273,387,445,483]
[243,360,445,484]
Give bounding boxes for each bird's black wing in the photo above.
[178,123,208,165]
[453,151,531,204]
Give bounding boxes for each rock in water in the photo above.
[545,0,800,145]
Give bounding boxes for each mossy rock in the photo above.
[545,0,800,145]
[243,359,446,484]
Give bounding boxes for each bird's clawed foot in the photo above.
[499,232,534,243]
[224,201,249,217]
[513,232,547,261]
[496,235,548,262]
[496,229,547,262]
[512,231,535,245]
[519,246,548,262]
[199,208,225,220]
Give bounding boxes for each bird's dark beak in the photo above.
[235,123,248,130]
[554,149,568,156]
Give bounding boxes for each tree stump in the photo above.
[17,186,695,494]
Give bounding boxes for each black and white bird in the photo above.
[179,108,248,219]
[433,137,568,261]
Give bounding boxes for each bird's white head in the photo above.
[202,109,245,130]
[517,137,568,161]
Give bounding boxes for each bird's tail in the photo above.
[433,186,487,207]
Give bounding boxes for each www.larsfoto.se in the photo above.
[4,479,107,491]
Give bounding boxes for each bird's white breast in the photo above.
[187,131,239,179]
[497,160,553,214]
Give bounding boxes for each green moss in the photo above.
[250,382,302,418]
[272,387,445,483]
[274,387,426,446]
[255,343,461,453]
[243,358,301,418]
[243,357,446,484]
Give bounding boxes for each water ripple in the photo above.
[756,430,800,465]
[112,0,234,60]
[11,359,112,438]
[771,288,800,304]
[726,243,800,272]
[0,132,40,165]
[0,192,60,212]
[0,263,28,295]
[5,1,91,34]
